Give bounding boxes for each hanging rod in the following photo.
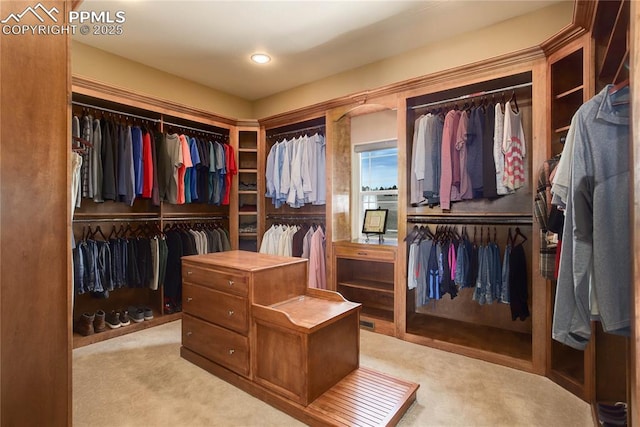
[267,213,326,220]
[72,101,159,123]
[162,216,228,221]
[409,82,533,111]
[267,124,326,139]
[73,216,159,223]
[163,120,229,138]
[407,215,532,226]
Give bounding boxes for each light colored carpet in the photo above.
[73,320,591,426]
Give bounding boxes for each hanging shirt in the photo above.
[455,111,473,200]
[308,227,326,289]
[80,114,94,198]
[312,133,326,205]
[178,134,193,204]
[493,104,512,196]
[100,119,117,201]
[222,143,236,205]
[154,132,171,202]
[482,103,498,198]
[502,101,527,191]
[553,85,630,349]
[410,114,427,205]
[466,107,484,197]
[265,141,277,200]
[92,119,104,202]
[165,133,183,204]
[141,130,154,198]
[439,110,462,209]
[117,126,136,206]
[131,126,144,197]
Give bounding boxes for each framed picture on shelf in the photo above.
[362,208,388,235]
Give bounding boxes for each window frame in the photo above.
[351,140,398,240]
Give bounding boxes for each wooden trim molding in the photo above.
[573,0,597,32]
[540,23,589,56]
[72,75,238,127]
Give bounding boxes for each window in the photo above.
[353,141,398,239]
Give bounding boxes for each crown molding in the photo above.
[72,75,238,127]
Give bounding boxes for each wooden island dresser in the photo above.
[180,250,418,426]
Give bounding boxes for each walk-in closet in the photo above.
[0,0,638,426]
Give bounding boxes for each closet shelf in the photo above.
[406,313,533,368]
[238,191,257,195]
[360,307,394,322]
[73,312,182,349]
[73,212,160,219]
[239,211,257,216]
[238,148,258,153]
[554,85,584,100]
[338,279,394,294]
[548,368,586,400]
[238,168,258,173]
[162,213,227,219]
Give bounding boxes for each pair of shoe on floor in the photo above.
[74,310,107,336]
[105,306,153,329]
[597,402,627,427]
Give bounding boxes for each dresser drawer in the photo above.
[182,263,248,297]
[333,244,396,262]
[182,314,249,377]
[183,282,249,334]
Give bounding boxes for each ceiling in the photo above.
[75,1,563,101]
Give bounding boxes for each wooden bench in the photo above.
[252,288,361,406]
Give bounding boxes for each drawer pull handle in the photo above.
[186,297,193,302]
[228,280,234,286]
[228,349,235,355]
[228,310,234,316]
[357,252,368,256]
[186,331,192,336]
[187,270,193,275]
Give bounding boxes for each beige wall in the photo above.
[72,41,253,119]
[253,1,573,119]
[351,110,398,145]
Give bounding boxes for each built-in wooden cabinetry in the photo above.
[543,34,594,401]
[541,2,632,419]
[397,66,542,373]
[590,0,631,421]
[70,82,237,348]
[236,124,260,251]
[333,241,397,336]
[261,116,328,241]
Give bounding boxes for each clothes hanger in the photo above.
[508,90,519,113]
[94,225,108,241]
[514,227,528,246]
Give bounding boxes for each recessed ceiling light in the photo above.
[251,53,271,64]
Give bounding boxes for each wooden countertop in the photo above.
[269,295,360,329]
[182,250,307,272]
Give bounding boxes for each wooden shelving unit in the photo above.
[236,127,260,252]
[71,91,233,348]
[333,241,396,336]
